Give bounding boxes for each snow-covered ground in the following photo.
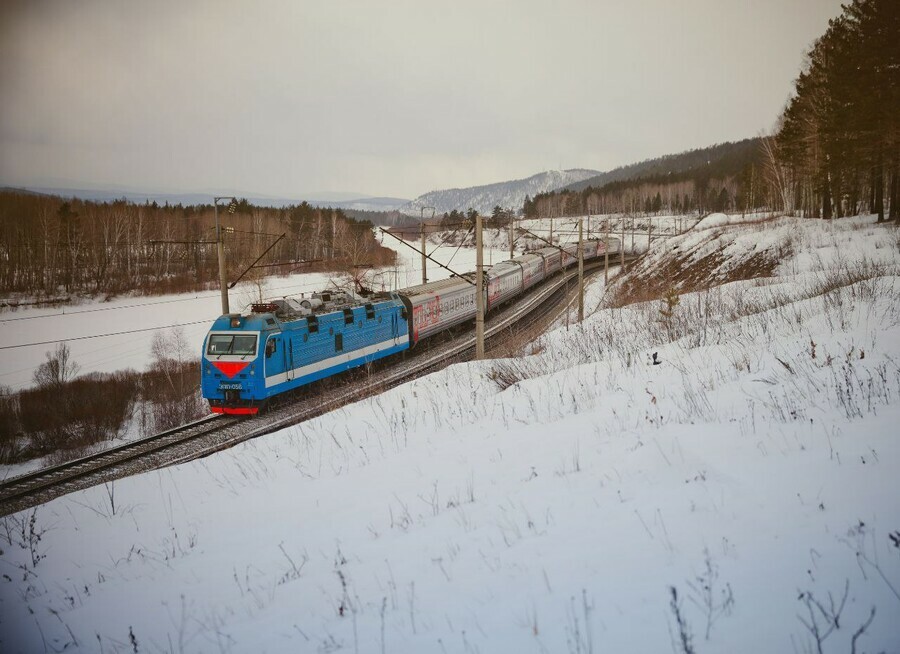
[436,213,709,255]
[2,215,899,653]
[0,234,510,395]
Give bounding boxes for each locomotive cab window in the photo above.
[344,308,354,325]
[365,304,375,320]
[207,334,257,356]
[265,338,277,358]
[307,316,319,333]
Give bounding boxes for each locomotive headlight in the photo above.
[249,365,255,376]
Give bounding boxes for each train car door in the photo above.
[391,312,399,344]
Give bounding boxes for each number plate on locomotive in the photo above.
[218,383,243,390]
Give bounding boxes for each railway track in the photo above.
[0,255,637,517]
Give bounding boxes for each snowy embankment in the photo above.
[2,215,899,653]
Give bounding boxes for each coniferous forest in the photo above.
[526,0,898,221]
[774,0,899,220]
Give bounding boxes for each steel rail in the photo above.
[0,415,240,515]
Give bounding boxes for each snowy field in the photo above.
[1,214,898,652]
[0,234,510,394]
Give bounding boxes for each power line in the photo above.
[0,320,211,351]
[0,264,401,323]
[0,293,227,323]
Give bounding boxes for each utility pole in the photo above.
[648,215,652,252]
[420,206,434,285]
[509,213,515,260]
[214,196,238,315]
[578,218,584,322]
[475,213,485,360]
[620,215,626,272]
[420,221,427,285]
[604,218,609,284]
[630,214,635,252]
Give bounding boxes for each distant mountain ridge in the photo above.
[401,169,600,217]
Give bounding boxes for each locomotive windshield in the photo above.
[207,334,257,356]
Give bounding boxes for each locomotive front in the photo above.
[201,312,274,415]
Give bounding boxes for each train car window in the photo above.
[307,316,319,333]
[365,304,375,319]
[335,333,343,352]
[344,308,354,325]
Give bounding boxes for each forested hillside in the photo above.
[530,0,899,221]
[0,192,395,297]
[772,0,898,220]
[524,139,770,218]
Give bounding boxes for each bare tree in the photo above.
[33,342,80,389]
[761,131,794,214]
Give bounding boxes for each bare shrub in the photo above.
[487,359,536,391]
[33,342,79,389]
[686,549,734,641]
[0,387,21,464]
[668,586,695,654]
[144,328,205,432]
[17,370,141,465]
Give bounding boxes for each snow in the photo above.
[694,211,773,231]
[1,215,899,653]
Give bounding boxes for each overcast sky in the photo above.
[0,0,843,200]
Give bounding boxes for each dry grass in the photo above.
[607,230,787,309]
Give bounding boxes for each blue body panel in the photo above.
[202,297,410,412]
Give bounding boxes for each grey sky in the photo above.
[0,0,842,200]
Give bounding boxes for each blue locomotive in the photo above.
[202,292,410,414]
[202,236,622,415]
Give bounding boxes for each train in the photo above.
[201,237,621,415]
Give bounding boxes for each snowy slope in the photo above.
[1,216,899,653]
[402,169,600,217]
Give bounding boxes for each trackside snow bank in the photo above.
[1,215,899,653]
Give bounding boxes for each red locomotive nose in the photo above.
[210,361,249,378]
